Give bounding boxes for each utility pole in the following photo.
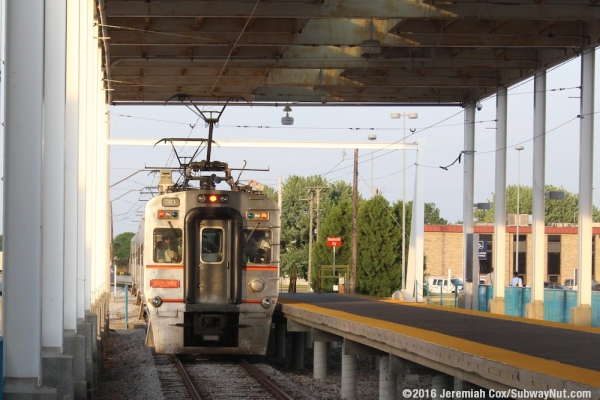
[306,186,329,243]
[305,186,329,288]
[307,190,314,288]
[351,149,358,294]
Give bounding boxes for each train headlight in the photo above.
[220,194,229,203]
[260,297,273,309]
[248,278,265,292]
[150,296,163,308]
[197,194,206,203]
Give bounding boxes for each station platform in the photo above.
[276,293,600,397]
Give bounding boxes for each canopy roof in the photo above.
[100,0,600,106]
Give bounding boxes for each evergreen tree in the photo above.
[356,196,402,297]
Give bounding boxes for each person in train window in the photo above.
[164,236,179,262]
[244,233,258,263]
[254,238,271,264]
[155,240,166,263]
[510,271,523,287]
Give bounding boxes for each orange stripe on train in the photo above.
[146,265,184,269]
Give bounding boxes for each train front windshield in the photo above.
[153,228,183,263]
[243,229,272,264]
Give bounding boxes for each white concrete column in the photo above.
[4,0,44,382]
[493,88,508,299]
[406,140,425,302]
[77,0,90,319]
[341,339,357,400]
[531,71,547,305]
[42,0,67,350]
[89,23,99,305]
[64,0,81,331]
[577,48,595,308]
[463,104,476,309]
[83,0,94,312]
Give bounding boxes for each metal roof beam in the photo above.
[104,1,600,21]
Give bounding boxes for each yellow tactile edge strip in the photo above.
[279,297,600,388]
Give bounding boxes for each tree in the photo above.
[113,232,135,268]
[474,185,600,224]
[424,203,448,225]
[312,200,354,291]
[356,196,402,297]
[280,175,329,278]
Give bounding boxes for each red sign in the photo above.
[327,236,342,247]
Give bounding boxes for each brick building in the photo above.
[424,225,600,287]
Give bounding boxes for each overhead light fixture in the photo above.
[281,105,294,125]
[313,70,328,96]
[361,20,381,54]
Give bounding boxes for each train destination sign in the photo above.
[327,236,342,247]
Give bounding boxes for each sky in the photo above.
[108,54,600,237]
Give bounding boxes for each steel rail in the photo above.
[239,358,294,400]
[172,355,202,400]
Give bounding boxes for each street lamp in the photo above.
[368,134,377,197]
[391,112,418,290]
[514,145,524,275]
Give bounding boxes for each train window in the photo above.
[153,228,183,263]
[244,229,272,264]
[201,228,223,263]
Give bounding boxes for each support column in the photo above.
[304,331,313,349]
[406,141,425,302]
[77,0,89,322]
[64,0,81,335]
[463,104,476,309]
[573,47,595,326]
[379,355,396,400]
[83,0,93,316]
[3,0,55,397]
[42,0,67,351]
[527,70,547,320]
[275,322,286,358]
[291,332,305,370]
[431,374,453,399]
[490,87,508,315]
[313,341,327,380]
[341,339,357,400]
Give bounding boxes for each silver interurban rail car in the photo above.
[129,132,280,355]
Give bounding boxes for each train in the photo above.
[129,134,280,355]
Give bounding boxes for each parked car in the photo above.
[544,282,570,290]
[427,276,463,293]
[563,279,600,291]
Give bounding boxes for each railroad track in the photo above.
[154,354,294,400]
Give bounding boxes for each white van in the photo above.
[427,276,463,293]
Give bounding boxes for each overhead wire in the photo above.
[209,0,261,94]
